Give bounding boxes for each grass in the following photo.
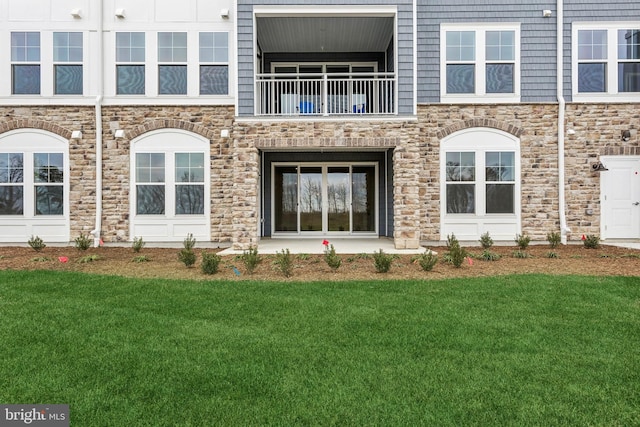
[1,271,639,426]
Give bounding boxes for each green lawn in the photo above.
[1,271,639,426]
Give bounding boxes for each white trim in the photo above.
[253,6,397,17]
[440,23,521,104]
[0,129,70,243]
[572,22,640,102]
[129,129,211,242]
[439,127,521,241]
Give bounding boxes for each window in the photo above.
[34,153,64,215]
[54,32,83,95]
[116,32,146,95]
[130,130,210,242]
[158,32,187,94]
[440,128,520,241]
[441,25,519,102]
[574,24,640,100]
[0,153,24,215]
[199,32,229,95]
[11,32,40,95]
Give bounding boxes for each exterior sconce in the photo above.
[115,8,125,19]
[591,162,608,172]
[543,10,552,18]
[71,130,82,140]
[220,129,230,138]
[71,9,82,19]
[622,130,631,141]
[220,9,230,19]
[114,129,125,139]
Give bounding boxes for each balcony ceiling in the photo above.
[256,17,394,53]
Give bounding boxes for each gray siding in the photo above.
[417,0,558,103]
[237,0,415,116]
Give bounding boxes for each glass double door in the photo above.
[274,164,376,235]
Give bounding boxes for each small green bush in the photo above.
[480,250,501,261]
[512,250,531,259]
[201,251,222,274]
[132,236,145,253]
[75,233,92,251]
[479,232,494,249]
[446,234,467,268]
[416,251,438,271]
[546,251,559,259]
[78,254,100,263]
[515,233,531,250]
[583,234,600,249]
[31,256,51,262]
[324,244,342,271]
[28,235,46,252]
[273,248,294,278]
[373,249,394,273]
[178,233,197,267]
[547,231,561,249]
[132,255,149,263]
[242,246,261,274]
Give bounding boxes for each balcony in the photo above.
[255,72,396,117]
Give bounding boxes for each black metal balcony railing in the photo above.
[255,72,396,116]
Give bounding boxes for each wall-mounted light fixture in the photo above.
[591,161,608,172]
[115,8,125,19]
[220,129,230,138]
[71,9,82,19]
[622,130,632,141]
[114,129,125,139]
[220,8,230,19]
[71,130,83,140]
[543,10,552,18]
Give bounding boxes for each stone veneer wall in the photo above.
[417,104,561,242]
[564,103,640,238]
[0,106,97,240]
[101,105,235,243]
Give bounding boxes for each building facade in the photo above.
[1,0,638,248]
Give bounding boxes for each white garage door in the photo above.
[600,156,640,239]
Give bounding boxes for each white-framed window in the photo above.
[158,32,188,95]
[199,32,229,95]
[116,32,146,95]
[11,32,41,95]
[130,130,210,242]
[0,130,70,242]
[573,23,640,101]
[440,128,521,241]
[53,32,83,95]
[440,24,520,103]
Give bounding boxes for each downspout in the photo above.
[91,0,104,247]
[557,0,570,244]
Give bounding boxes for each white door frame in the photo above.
[600,155,640,240]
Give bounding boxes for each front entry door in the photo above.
[273,164,377,235]
[601,157,640,239]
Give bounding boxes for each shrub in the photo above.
[178,233,197,268]
[132,236,145,253]
[132,255,149,263]
[547,231,561,249]
[201,251,222,275]
[515,233,531,250]
[479,232,494,249]
[28,235,46,252]
[75,232,92,251]
[242,246,261,274]
[546,251,559,259]
[323,244,342,271]
[512,250,531,259]
[583,234,600,249]
[446,234,467,268]
[78,255,100,263]
[416,250,438,271]
[480,250,501,261]
[273,248,294,277]
[373,249,394,273]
